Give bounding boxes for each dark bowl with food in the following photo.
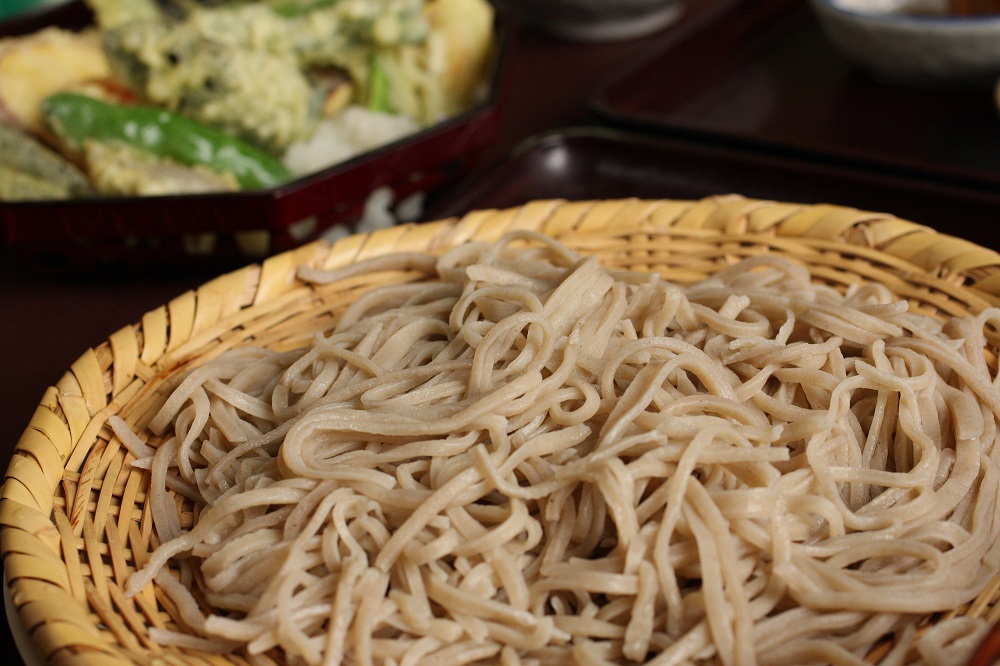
[0,0,512,269]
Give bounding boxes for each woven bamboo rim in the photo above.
[5,194,1000,665]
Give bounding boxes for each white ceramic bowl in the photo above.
[809,0,1000,86]
[508,0,683,42]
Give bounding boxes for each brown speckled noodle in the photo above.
[4,195,1000,665]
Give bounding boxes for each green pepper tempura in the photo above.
[43,92,293,190]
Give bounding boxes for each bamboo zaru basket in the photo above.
[5,195,1000,666]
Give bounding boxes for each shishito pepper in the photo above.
[42,92,293,190]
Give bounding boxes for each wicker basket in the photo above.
[5,195,1000,665]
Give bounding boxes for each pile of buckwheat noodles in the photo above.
[117,230,1000,665]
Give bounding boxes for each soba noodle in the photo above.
[120,230,1000,665]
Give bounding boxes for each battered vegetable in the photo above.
[0,165,78,201]
[0,27,111,134]
[0,121,93,200]
[85,0,159,28]
[100,15,318,152]
[99,0,434,151]
[43,92,292,189]
[82,141,240,195]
